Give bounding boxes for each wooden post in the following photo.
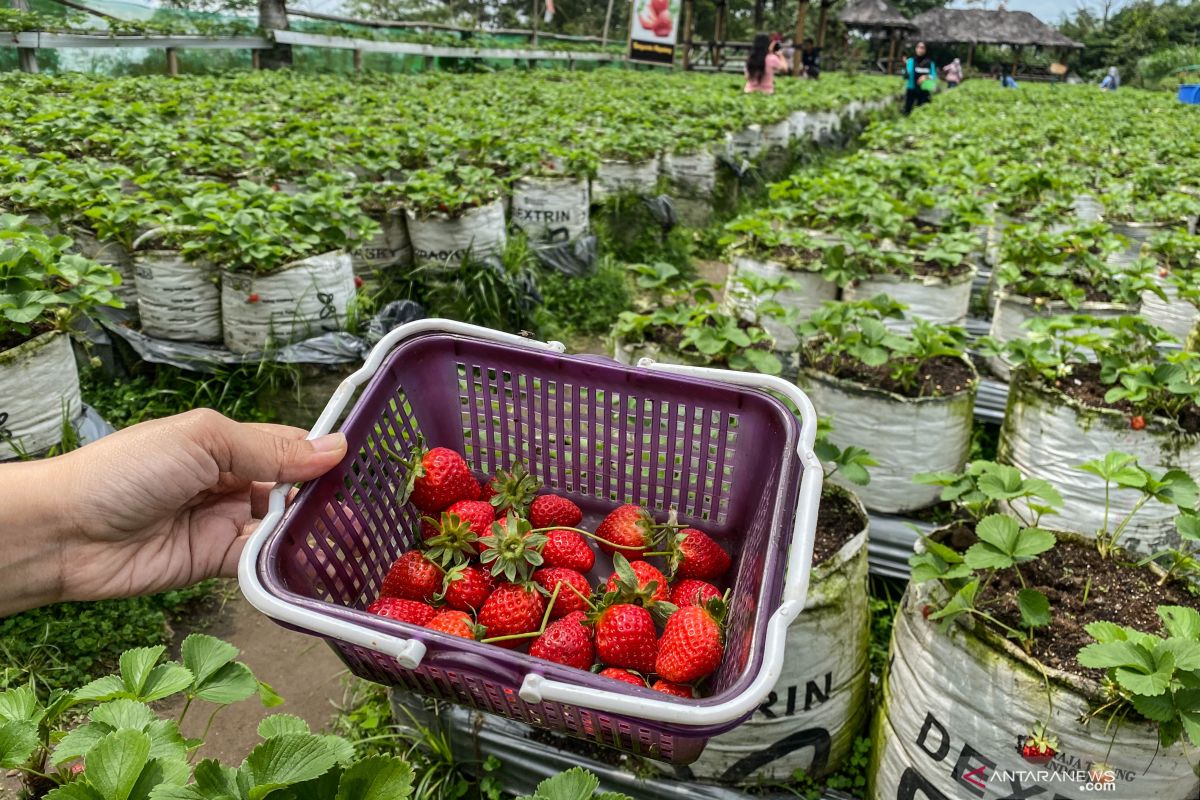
[257,0,292,69]
[1011,44,1020,77]
[601,0,615,45]
[531,0,539,46]
[815,0,829,48]
[165,47,179,76]
[713,0,726,70]
[681,0,694,70]
[423,55,434,70]
[886,31,897,75]
[792,0,808,75]
[252,50,261,70]
[12,0,38,73]
[966,41,974,71]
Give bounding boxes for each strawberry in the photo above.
[529,611,594,669]
[403,446,480,513]
[427,610,480,639]
[354,276,364,288]
[439,564,496,612]
[1020,723,1058,766]
[605,556,670,605]
[598,667,646,687]
[530,494,583,529]
[366,597,437,626]
[655,597,726,683]
[592,603,659,674]
[485,463,541,516]
[247,293,260,303]
[669,579,722,608]
[479,513,548,582]
[595,504,659,559]
[380,551,442,603]
[478,583,546,648]
[421,499,495,566]
[1130,415,1147,431]
[652,679,694,698]
[666,528,732,580]
[541,529,595,572]
[533,567,593,619]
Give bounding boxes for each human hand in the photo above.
[1,409,346,615]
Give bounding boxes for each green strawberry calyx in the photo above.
[478,512,549,583]
[422,511,480,567]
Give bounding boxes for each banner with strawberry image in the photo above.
[628,0,680,66]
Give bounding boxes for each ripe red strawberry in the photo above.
[422,499,496,566]
[541,529,595,572]
[533,568,593,619]
[529,611,594,670]
[406,446,480,513]
[669,528,732,580]
[605,560,670,605]
[670,579,722,608]
[354,276,364,288]
[598,667,646,686]
[1020,723,1058,766]
[366,597,437,626]
[380,551,442,603]
[530,494,583,529]
[478,583,546,648]
[593,603,658,674]
[247,293,260,303]
[485,463,541,516]
[652,679,694,698]
[655,598,726,683]
[423,499,495,541]
[427,610,479,639]
[595,504,658,559]
[440,564,496,612]
[1130,415,1147,431]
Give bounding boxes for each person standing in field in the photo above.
[1099,66,1119,91]
[903,41,936,114]
[943,57,963,88]
[745,33,788,94]
[800,38,821,79]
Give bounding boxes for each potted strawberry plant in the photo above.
[987,221,1152,379]
[872,457,1200,800]
[1101,171,1200,266]
[592,132,665,203]
[1140,231,1200,341]
[350,180,414,284]
[989,314,1200,554]
[511,163,591,245]
[0,213,121,459]
[402,163,508,267]
[795,296,978,514]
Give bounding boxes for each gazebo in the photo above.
[838,0,918,75]
[908,8,1082,74]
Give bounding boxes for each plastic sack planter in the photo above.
[239,319,823,764]
[662,150,718,197]
[870,577,1200,800]
[842,264,976,331]
[0,331,81,460]
[987,291,1132,381]
[726,257,837,350]
[133,249,221,343]
[728,126,764,161]
[998,376,1200,554]
[511,176,590,243]
[350,207,413,279]
[685,485,870,784]
[220,251,356,355]
[797,364,977,514]
[406,201,507,267]
[592,156,661,203]
[761,120,791,151]
[1142,278,1199,341]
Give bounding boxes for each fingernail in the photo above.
[311,432,347,453]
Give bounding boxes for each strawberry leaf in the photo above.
[0,720,38,769]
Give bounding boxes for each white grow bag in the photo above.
[728,126,764,161]
[1142,279,1199,341]
[1110,220,1175,270]
[133,250,222,343]
[511,176,590,243]
[761,120,791,150]
[843,264,976,331]
[662,151,719,197]
[350,207,412,277]
[987,292,1132,380]
[220,251,356,354]
[787,111,811,143]
[406,201,507,266]
[0,331,81,460]
[871,579,1200,800]
[592,156,661,202]
[686,489,870,784]
[797,366,976,514]
[999,377,1200,554]
[726,256,837,350]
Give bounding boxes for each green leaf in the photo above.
[257,682,284,708]
[1117,666,1172,697]
[321,736,357,767]
[87,729,152,800]
[120,647,167,697]
[129,757,190,800]
[181,635,240,689]
[0,720,39,769]
[518,767,600,800]
[139,664,194,704]
[1010,527,1056,559]
[929,580,979,626]
[240,734,340,800]
[75,676,127,703]
[963,541,1014,571]
[45,785,106,800]
[193,663,257,706]
[0,686,41,725]
[91,700,155,732]
[1131,691,1178,723]
[193,759,241,797]
[258,715,310,740]
[53,723,109,766]
[1017,589,1051,629]
[972,514,1020,556]
[1160,606,1200,642]
[335,756,414,800]
[1161,639,1200,672]
[1084,620,1132,644]
[1078,640,1156,671]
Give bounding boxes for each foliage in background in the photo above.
[1059,0,1200,86]
[535,257,633,344]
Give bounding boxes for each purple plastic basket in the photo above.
[240,320,822,764]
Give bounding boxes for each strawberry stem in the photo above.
[563,580,596,611]
[480,583,561,645]
[529,525,634,552]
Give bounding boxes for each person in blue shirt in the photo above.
[1099,67,1119,91]
[993,65,1019,88]
[903,41,936,115]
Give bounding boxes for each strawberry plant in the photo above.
[515,767,632,800]
[914,460,1063,528]
[813,416,877,487]
[1075,451,1197,559]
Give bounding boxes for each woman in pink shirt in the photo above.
[745,33,788,94]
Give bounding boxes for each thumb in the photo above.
[184,410,348,484]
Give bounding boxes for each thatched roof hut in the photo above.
[909,8,1082,49]
[838,0,916,32]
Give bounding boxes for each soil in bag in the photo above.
[1047,362,1200,434]
[0,322,53,352]
[808,353,975,398]
[907,258,973,279]
[812,490,863,564]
